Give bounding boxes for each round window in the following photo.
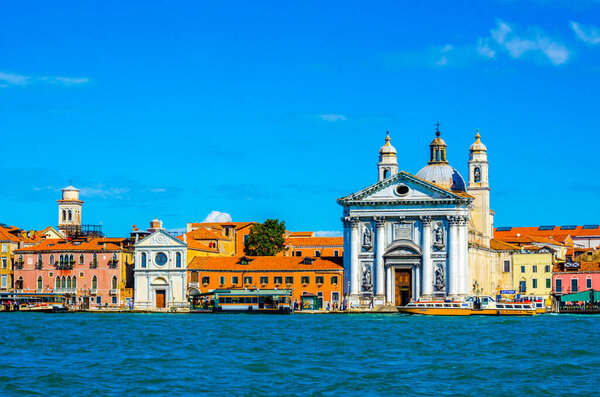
[395,185,409,196]
[155,252,168,266]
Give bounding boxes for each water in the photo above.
[1,313,598,396]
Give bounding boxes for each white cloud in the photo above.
[315,230,343,237]
[202,211,232,223]
[319,114,347,122]
[79,186,130,199]
[570,21,600,44]
[476,38,496,58]
[0,71,90,88]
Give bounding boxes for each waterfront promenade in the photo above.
[1,312,598,396]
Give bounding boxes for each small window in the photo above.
[141,253,147,268]
[112,296,117,304]
[260,276,268,284]
[474,167,481,183]
[50,254,55,265]
[219,276,225,285]
[92,276,97,290]
[274,276,282,284]
[546,278,551,289]
[244,276,252,285]
[395,185,409,196]
[176,252,182,268]
[332,292,340,302]
[315,251,321,257]
[532,265,537,273]
[111,276,117,289]
[202,276,210,285]
[301,276,309,284]
[285,276,293,284]
[519,280,526,293]
[316,276,324,284]
[556,279,562,293]
[331,276,339,284]
[37,276,43,290]
[532,279,538,288]
[520,266,525,273]
[79,254,84,264]
[587,278,592,289]
[571,278,578,293]
[232,276,239,285]
[295,251,302,257]
[503,261,510,273]
[545,265,550,272]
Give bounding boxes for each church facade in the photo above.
[339,128,496,307]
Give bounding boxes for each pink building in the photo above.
[552,261,600,295]
[14,237,134,308]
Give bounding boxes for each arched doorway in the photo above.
[151,277,169,309]
[383,239,422,306]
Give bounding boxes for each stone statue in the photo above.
[362,263,373,292]
[433,225,445,251]
[362,225,373,251]
[434,263,445,292]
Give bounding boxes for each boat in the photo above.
[189,289,293,314]
[397,295,537,316]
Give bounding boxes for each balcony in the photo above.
[35,263,43,270]
[109,289,118,295]
[89,289,97,295]
[89,261,98,269]
[107,259,119,269]
[189,281,199,288]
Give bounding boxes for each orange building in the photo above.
[187,255,343,309]
[186,222,255,256]
[284,234,343,258]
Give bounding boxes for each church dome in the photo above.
[416,163,466,192]
[379,131,397,155]
[469,131,487,152]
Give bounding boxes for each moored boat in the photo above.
[190,289,294,314]
[398,296,537,316]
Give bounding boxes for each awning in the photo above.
[560,290,598,302]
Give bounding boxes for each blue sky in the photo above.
[1,0,600,236]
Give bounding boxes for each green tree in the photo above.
[244,219,286,256]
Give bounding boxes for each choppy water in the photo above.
[1,313,598,396]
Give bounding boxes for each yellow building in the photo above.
[512,251,554,301]
[0,232,16,292]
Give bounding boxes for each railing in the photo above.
[54,288,77,293]
[14,262,24,270]
[35,262,43,270]
[89,289,97,295]
[107,260,118,269]
[110,289,118,295]
[90,261,98,269]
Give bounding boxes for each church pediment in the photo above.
[135,230,187,248]
[337,171,472,206]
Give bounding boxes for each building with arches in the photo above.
[133,227,187,310]
[339,127,514,308]
[57,185,83,235]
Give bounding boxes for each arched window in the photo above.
[383,169,390,179]
[176,252,182,268]
[37,276,42,290]
[67,276,72,289]
[18,255,23,262]
[62,210,66,221]
[60,254,64,265]
[92,253,97,264]
[474,167,481,183]
[141,253,147,268]
[61,276,66,288]
[50,254,55,265]
[72,276,77,289]
[16,276,23,290]
[70,254,74,263]
[111,276,117,290]
[79,254,84,264]
[55,276,60,290]
[68,210,72,221]
[37,254,43,266]
[92,275,97,290]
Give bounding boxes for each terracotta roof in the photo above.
[185,228,227,241]
[495,225,600,243]
[554,261,600,272]
[288,232,315,238]
[489,239,520,251]
[188,256,344,271]
[494,234,565,246]
[15,238,123,253]
[285,237,344,247]
[189,222,255,231]
[176,235,220,253]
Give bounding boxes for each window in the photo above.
[96,296,101,305]
[92,276,97,290]
[334,250,339,257]
[219,276,225,285]
[37,254,43,266]
[520,266,525,273]
[532,279,538,288]
[68,210,72,221]
[1,275,6,289]
[295,251,301,257]
[503,261,510,273]
[274,276,282,284]
[37,276,42,290]
[383,169,390,179]
[519,280,526,293]
[62,210,66,221]
[316,276,324,284]
[532,266,537,273]
[92,253,97,264]
[545,265,550,272]
[315,250,321,257]
[285,276,293,284]
[55,276,60,290]
[260,276,268,284]
[556,279,562,293]
[301,276,309,284]
[112,296,117,304]
[202,276,210,285]
[571,278,578,293]
[1,258,6,269]
[587,278,592,289]
[244,276,252,285]
[155,252,168,266]
[112,276,117,290]
[72,276,76,289]
[1,243,6,252]
[79,254,84,264]
[243,235,249,246]
[331,276,339,284]
[141,253,147,268]
[70,254,74,263]
[474,167,481,182]
[176,252,182,268]
[67,276,72,289]
[332,292,340,302]
[232,276,239,285]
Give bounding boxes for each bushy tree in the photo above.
[244,219,286,256]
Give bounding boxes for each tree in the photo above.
[244,219,286,256]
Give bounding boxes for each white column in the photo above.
[447,216,459,298]
[414,265,421,300]
[420,216,433,300]
[375,217,385,297]
[386,266,393,304]
[459,216,469,297]
[349,217,360,296]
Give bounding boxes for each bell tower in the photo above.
[57,185,83,234]
[377,131,398,181]
[467,130,492,246]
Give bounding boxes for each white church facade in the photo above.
[339,128,495,307]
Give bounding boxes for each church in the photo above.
[338,126,496,308]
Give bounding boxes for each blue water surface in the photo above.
[0,313,597,396]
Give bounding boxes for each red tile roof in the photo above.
[489,239,520,251]
[189,222,255,231]
[188,255,343,271]
[495,225,600,243]
[285,237,344,247]
[184,228,227,241]
[176,235,220,253]
[15,238,124,252]
[288,232,315,237]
